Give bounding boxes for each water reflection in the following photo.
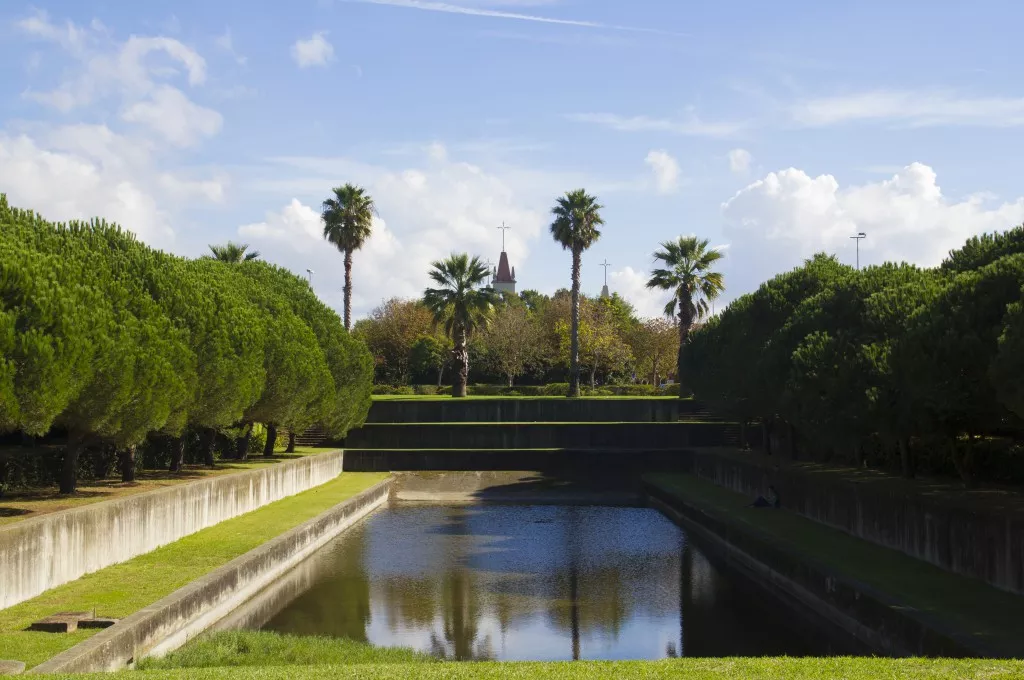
[243,504,857,660]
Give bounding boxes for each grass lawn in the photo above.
[44,658,1024,679]
[0,472,388,669]
[644,472,1024,657]
[0,447,337,528]
[356,420,718,426]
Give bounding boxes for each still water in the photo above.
[241,505,858,660]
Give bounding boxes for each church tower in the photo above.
[492,223,517,294]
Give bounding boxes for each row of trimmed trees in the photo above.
[0,195,373,493]
[684,227,1024,483]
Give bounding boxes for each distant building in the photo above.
[492,250,516,294]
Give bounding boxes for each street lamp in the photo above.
[849,232,867,270]
[306,269,314,284]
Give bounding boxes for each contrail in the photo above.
[347,0,684,36]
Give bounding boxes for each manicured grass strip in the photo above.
[0,447,337,527]
[137,631,434,669]
[644,473,1024,657]
[0,472,388,669]
[45,658,1024,679]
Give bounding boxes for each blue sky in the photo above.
[3,0,1024,318]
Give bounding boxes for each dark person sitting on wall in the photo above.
[749,485,780,509]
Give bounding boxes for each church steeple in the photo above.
[492,223,517,294]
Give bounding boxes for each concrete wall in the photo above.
[366,398,695,423]
[343,448,690,473]
[0,451,345,610]
[645,484,991,658]
[30,478,391,674]
[685,449,1024,596]
[345,422,729,450]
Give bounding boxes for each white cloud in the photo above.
[121,85,223,147]
[728,148,751,174]
[608,266,672,319]
[291,32,334,68]
[644,149,680,194]
[566,112,745,138]
[215,28,247,65]
[0,130,172,245]
[791,90,1024,128]
[721,162,1024,274]
[239,144,547,318]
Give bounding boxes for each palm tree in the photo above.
[208,241,260,263]
[423,254,499,398]
[550,189,604,398]
[322,184,376,331]
[646,236,725,393]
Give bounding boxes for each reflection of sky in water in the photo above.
[259,505,857,660]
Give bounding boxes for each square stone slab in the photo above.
[27,611,93,633]
[78,618,118,629]
[0,660,26,675]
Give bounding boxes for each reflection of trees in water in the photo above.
[429,568,494,660]
[379,576,436,631]
[263,530,372,641]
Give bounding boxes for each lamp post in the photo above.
[850,232,867,270]
[306,269,314,284]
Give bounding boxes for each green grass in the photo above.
[137,631,434,669]
[0,472,389,669]
[0,447,338,527]
[644,472,1024,657]
[356,420,718,426]
[43,658,1024,679]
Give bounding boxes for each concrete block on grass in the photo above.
[0,660,26,675]
[27,612,92,633]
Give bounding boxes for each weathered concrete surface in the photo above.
[342,448,689,473]
[345,422,729,450]
[366,398,695,424]
[0,660,25,675]
[391,471,642,505]
[29,478,392,675]
[645,483,995,658]
[0,451,344,610]
[685,448,1024,596]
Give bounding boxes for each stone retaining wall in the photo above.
[29,478,392,674]
[366,398,692,423]
[685,449,1024,595]
[0,451,345,610]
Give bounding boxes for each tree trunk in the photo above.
[568,247,582,398]
[202,428,216,467]
[343,249,353,332]
[169,436,186,473]
[264,424,278,457]
[952,436,975,487]
[508,374,514,388]
[236,422,253,461]
[120,445,137,483]
[899,436,914,478]
[286,431,296,453]
[589,364,597,389]
[60,431,85,494]
[452,325,469,398]
[93,445,112,479]
[676,296,691,398]
[436,363,445,389]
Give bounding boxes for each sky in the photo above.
[3,0,1024,320]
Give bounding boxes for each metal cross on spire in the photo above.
[497,222,511,251]
[599,259,611,286]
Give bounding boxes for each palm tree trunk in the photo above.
[343,249,353,331]
[453,325,469,398]
[676,294,691,396]
[568,247,582,398]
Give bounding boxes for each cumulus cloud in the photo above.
[291,32,334,68]
[644,150,680,194]
[608,266,672,319]
[6,12,226,246]
[728,148,751,174]
[721,162,1024,279]
[238,144,547,318]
